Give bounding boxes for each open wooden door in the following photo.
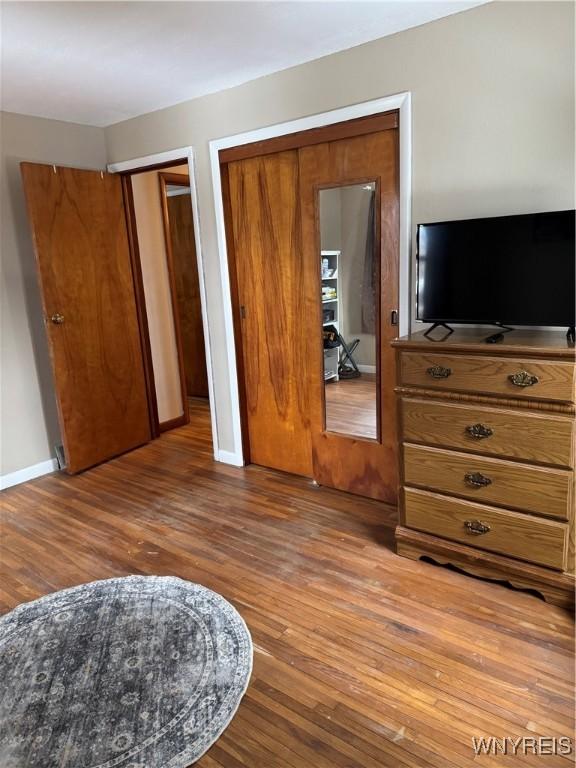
[21,163,151,473]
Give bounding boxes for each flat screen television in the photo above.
[416,210,575,328]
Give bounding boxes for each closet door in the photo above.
[299,129,400,503]
[21,163,151,473]
[226,151,317,476]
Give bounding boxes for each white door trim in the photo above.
[108,148,193,173]
[107,147,223,462]
[209,92,412,466]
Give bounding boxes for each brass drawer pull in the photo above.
[427,365,452,379]
[464,519,491,535]
[465,423,493,439]
[464,472,492,488]
[508,370,539,387]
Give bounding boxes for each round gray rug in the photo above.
[0,575,252,768]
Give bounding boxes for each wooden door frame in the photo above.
[211,93,412,467]
[121,172,161,438]
[108,149,217,448]
[121,161,190,435]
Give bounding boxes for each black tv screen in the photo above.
[416,210,575,327]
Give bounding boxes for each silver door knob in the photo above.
[50,313,65,325]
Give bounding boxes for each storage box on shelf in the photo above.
[392,329,576,608]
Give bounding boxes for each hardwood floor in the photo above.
[1,398,574,767]
[325,374,377,439]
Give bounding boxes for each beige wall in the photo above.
[320,187,341,251]
[340,185,376,368]
[1,111,107,476]
[131,165,187,425]
[105,1,576,455]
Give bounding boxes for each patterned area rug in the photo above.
[0,576,253,767]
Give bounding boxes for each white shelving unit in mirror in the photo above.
[321,250,341,382]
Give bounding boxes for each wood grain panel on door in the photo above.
[401,397,574,468]
[299,129,399,503]
[21,163,151,473]
[162,181,208,398]
[226,151,314,476]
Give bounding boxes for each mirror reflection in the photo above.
[320,183,378,440]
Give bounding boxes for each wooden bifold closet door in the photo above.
[21,163,151,474]
[224,114,400,502]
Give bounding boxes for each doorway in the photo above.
[123,161,209,435]
[20,151,213,474]
[221,112,400,503]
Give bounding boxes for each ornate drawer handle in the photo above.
[464,519,491,535]
[465,423,493,439]
[464,472,492,488]
[427,365,452,379]
[508,370,539,387]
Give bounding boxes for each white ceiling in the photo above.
[1,1,488,127]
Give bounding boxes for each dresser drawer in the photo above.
[404,487,567,569]
[401,398,574,468]
[404,443,571,520]
[400,352,575,402]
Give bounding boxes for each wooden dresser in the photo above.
[392,329,575,608]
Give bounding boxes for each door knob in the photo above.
[50,313,65,325]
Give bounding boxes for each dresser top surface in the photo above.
[393,328,575,359]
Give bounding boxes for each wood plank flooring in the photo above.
[325,374,377,439]
[1,399,574,767]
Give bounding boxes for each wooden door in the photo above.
[160,175,208,399]
[299,130,400,503]
[21,163,151,473]
[225,151,316,476]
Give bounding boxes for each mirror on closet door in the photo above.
[319,182,378,441]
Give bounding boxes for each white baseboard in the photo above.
[358,364,377,374]
[0,458,59,491]
[216,449,245,467]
